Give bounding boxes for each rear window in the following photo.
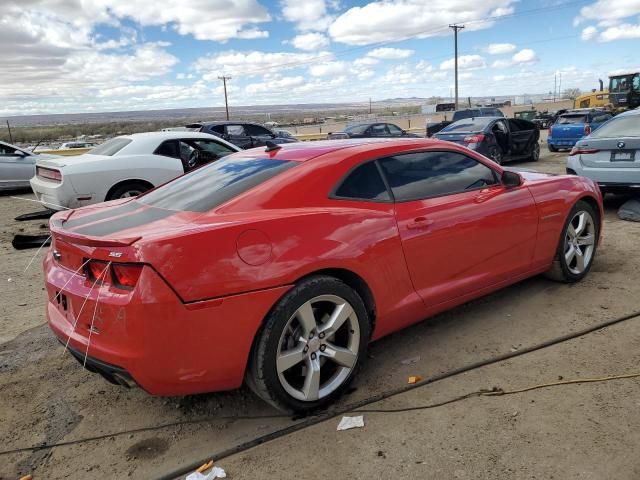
[441,118,491,132]
[557,115,587,125]
[589,116,640,138]
[88,137,132,156]
[137,156,296,212]
[344,124,369,134]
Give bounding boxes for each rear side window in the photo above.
[378,151,498,201]
[245,124,273,136]
[88,137,132,156]
[226,125,246,136]
[589,116,640,138]
[441,118,491,132]
[557,115,587,124]
[138,157,296,212]
[334,162,390,201]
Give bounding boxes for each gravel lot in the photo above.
[2,141,640,479]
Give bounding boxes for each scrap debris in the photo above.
[337,415,365,431]
[400,356,420,365]
[185,460,226,480]
[407,375,423,384]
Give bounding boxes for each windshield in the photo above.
[344,124,369,134]
[138,156,296,212]
[557,115,587,125]
[441,118,491,133]
[589,116,640,138]
[88,137,132,156]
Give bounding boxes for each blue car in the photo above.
[548,109,612,152]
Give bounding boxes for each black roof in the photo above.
[186,121,269,127]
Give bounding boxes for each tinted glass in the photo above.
[208,125,225,134]
[138,157,295,212]
[557,115,587,124]
[245,124,273,136]
[370,124,388,135]
[191,139,236,157]
[589,116,640,138]
[378,151,497,201]
[344,124,369,134]
[88,137,132,156]
[0,144,18,155]
[441,118,491,132]
[387,124,403,135]
[334,162,390,201]
[155,140,180,159]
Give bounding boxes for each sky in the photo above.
[1,0,640,116]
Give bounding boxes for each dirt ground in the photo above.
[2,139,640,479]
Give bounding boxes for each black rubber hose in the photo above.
[157,309,640,480]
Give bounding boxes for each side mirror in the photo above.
[501,170,522,188]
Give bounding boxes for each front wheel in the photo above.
[247,276,370,413]
[548,144,558,152]
[545,200,599,282]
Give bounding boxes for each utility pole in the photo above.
[554,73,557,103]
[218,76,231,120]
[6,120,13,144]
[369,97,372,114]
[558,72,562,100]
[449,24,465,110]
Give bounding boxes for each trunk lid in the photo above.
[36,153,111,169]
[574,136,640,169]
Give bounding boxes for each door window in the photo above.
[370,124,388,136]
[155,140,180,159]
[387,124,403,136]
[226,125,247,136]
[191,139,237,158]
[333,161,390,201]
[245,124,273,136]
[378,151,498,201]
[0,144,19,156]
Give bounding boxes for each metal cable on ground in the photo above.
[157,309,640,480]
[2,310,639,470]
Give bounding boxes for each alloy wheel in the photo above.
[276,294,360,402]
[564,210,596,275]
[119,189,143,198]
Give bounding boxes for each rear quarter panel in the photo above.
[525,174,603,268]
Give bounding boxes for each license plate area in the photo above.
[611,150,635,162]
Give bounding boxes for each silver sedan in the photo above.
[0,141,58,191]
[567,109,640,194]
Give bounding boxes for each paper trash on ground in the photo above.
[337,415,365,431]
[186,466,227,480]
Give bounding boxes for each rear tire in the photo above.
[548,144,558,152]
[488,146,503,165]
[529,142,540,161]
[106,181,151,201]
[247,276,370,413]
[545,200,599,283]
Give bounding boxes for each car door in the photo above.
[224,125,253,149]
[507,119,535,156]
[0,143,36,188]
[244,124,275,147]
[378,150,538,306]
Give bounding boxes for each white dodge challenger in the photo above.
[30,131,239,211]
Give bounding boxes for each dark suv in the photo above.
[187,121,298,149]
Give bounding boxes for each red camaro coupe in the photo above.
[44,138,603,412]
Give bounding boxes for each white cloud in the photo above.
[194,50,332,77]
[309,61,349,77]
[491,49,538,69]
[246,76,306,94]
[599,22,640,41]
[354,57,379,66]
[486,43,517,55]
[281,0,333,31]
[575,0,640,25]
[291,32,330,51]
[328,0,516,45]
[366,47,414,59]
[440,55,486,71]
[581,26,599,40]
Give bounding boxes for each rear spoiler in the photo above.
[50,216,141,247]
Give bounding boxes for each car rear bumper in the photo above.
[44,250,292,396]
[30,176,80,211]
[548,138,580,148]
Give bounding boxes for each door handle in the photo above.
[407,217,433,230]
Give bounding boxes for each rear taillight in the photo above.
[85,259,143,289]
[463,134,485,144]
[37,166,62,182]
[569,147,600,156]
[112,264,143,289]
[549,126,554,136]
[584,124,591,136]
